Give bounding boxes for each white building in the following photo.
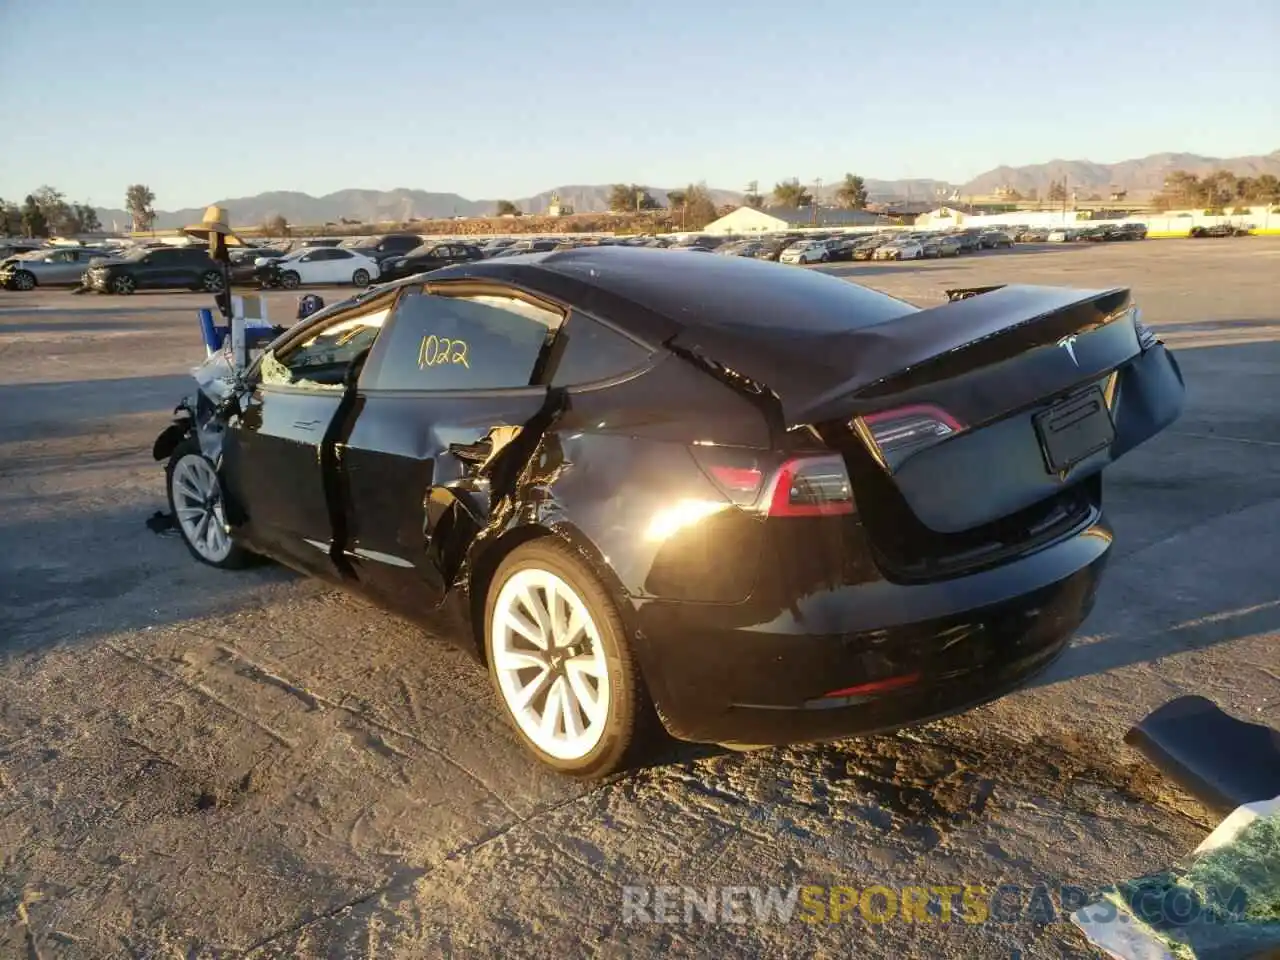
[701,205,884,235]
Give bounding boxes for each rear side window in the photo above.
[550,313,653,386]
[363,287,561,392]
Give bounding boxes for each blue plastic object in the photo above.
[198,308,229,353]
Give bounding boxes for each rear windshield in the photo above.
[544,247,916,337]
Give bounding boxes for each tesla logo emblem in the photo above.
[1057,335,1080,366]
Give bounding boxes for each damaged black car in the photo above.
[153,247,1185,777]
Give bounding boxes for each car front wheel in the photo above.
[352,268,371,286]
[166,439,250,569]
[201,270,226,293]
[485,539,651,778]
[111,275,136,294]
[10,271,36,291]
[280,271,301,290]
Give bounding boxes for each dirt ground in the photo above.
[1,240,1278,958]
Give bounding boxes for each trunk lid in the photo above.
[681,284,1183,580]
[796,285,1143,538]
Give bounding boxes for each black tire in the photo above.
[484,539,653,778]
[819,253,830,263]
[200,270,226,293]
[165,438,251,570]
[111,274,136,294]
[11,270,35,291]
[352,268,371,286]
[280,271,300,290]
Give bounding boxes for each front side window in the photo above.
[260,301,393,389]
[364,287,562,392]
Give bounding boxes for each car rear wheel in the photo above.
[201,270,225,293]
[166,439,249,569]
[11,270,36,291]
[485,539,650,777]
[280,271,300,290]
[111,275,135,294]
[352,268,371,286]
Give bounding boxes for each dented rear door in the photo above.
[332,284,564,624]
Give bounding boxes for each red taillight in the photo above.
[861,403,963,470]
[690,448,854,516]
[766,455,854,517]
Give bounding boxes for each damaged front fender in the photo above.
[152,402,195,462]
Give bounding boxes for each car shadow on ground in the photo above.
[0,319,162,334]
[0,501,303,655]
[1036,598,1280,689]
[0,375,194,428]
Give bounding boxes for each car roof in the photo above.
[426,246,918,395]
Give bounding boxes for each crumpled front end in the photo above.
[152,352,246,464]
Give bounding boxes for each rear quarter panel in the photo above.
[519,356,773,605]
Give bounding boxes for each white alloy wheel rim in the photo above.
[171,454,233,562]
[491,567,610,761]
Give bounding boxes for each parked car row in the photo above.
[1188,224,1254,238]
[1037,223,1149,243]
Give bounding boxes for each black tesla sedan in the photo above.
[154,247,1184,777]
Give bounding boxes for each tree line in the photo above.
[1,184,159,237]
[1152,171,1280,211]
[487,173,872,229]
[768,174,869,210]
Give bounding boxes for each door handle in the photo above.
[293,419,322,430]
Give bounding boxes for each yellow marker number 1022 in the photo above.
[418,335,469,370]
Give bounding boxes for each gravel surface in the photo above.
[1,240,1277,958]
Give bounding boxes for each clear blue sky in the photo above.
[1,0,1276,210]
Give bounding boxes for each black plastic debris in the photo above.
[1124,695,1280,816]
[146,511,178,537]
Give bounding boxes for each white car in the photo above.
[872,239,924,261]
[1046,229,1076,242]
[255,247,380,288]
[779,241,829,265]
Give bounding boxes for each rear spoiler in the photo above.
[945,284,1006,302]
[795,284,1132,423]
[664,283,1133,429]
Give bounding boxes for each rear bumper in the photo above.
[631,516,1111,746]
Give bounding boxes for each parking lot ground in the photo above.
[1,240,1278,958]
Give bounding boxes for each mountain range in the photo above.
[90,150,1280,229]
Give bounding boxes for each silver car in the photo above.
[0,246,113,290]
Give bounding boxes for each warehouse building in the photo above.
[700,205,884,235]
